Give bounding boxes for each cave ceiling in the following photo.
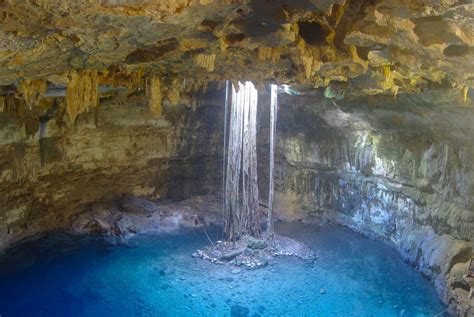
[0,0,473,102]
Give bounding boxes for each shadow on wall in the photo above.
[0,89,225,251]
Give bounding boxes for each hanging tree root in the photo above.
[192,235,317,269]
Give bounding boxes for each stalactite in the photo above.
[191,96,197,111]
[258,47,272,61]
[128,69,145,93]
[66,70,99,123]
[257,47,280,64]
[166,77,181,106]
[349,45,368,72]
[379,64,400,97]
[271,48,281,64]
[100,68,145,96]
[194,53,216,72]
[300,48,322,79]
[302,55,314,79]
[17,79,48,109]
[219,37,228,53]
[147,76,162,117]
[382,65,392,82]
[392,85,400,99]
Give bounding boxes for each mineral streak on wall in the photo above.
[0,0,473,314]
[66,70,99,123]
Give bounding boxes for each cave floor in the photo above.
[0,222,445,316]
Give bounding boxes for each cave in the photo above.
[0,1,473,317]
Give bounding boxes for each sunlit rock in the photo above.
[0,0,473,315]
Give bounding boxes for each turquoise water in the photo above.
[0,222,445,316]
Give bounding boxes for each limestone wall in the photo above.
[270,92,474,313]
[0,94,223,251]
[0,85,472,313]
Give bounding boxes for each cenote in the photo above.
[0,223,445,316]
[1,1,474,316]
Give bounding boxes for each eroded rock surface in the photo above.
[193,234,316,268]
[268,91,474,315]
[0,91,224,250]
[0,0,472,101]
[0,1,472,315]
[72,194,222,240]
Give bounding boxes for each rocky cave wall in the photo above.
[0,0,472,313]
[0,82,472,312]
[0,91,224,251]
[267,91,473,311]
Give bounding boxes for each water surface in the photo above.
[0,222,445,316]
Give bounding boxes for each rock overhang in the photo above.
[0,0,471,106]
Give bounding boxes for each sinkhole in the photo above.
[0,1,473,315]
[0,80,460,317]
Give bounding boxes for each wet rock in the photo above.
[254,257,268,268]
[233,258,243,266]
[274,96,474,314]
[119,196,156,215]
[231,305,250,317]
[114,216,135,237]
[220,249,244,261]
[243,248,254,256]
[247,237,267,250]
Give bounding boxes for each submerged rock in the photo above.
[231,305,250,317]
[71,195,221,244]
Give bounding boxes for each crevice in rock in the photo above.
[297,21,327,45]
[125,38,179,64]
[443,44,473,57]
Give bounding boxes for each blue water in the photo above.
[0,222,445,317]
